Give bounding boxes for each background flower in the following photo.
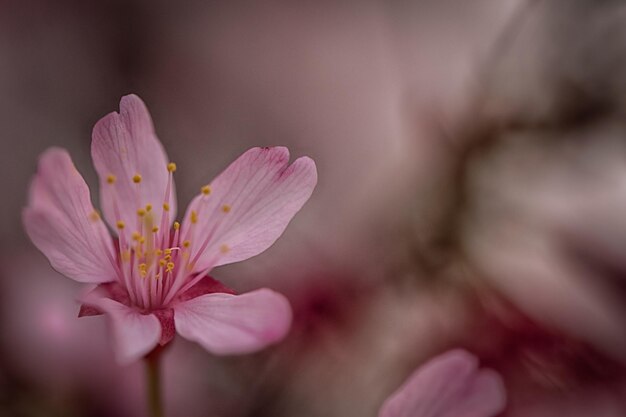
[379,349,505,417]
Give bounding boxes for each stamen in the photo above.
[107,175,131,287]
[89,210,101,222]
[145,204,152,212]
[191,210,198,224]
[159,164,175,248]
[109,178,139,305]
[220,244,230,254]
[172,249,224,301]
[166,262,175,272]
[201,185,211,196]
[137,208,146,217]
[132,174,142,184]
[169,221,181,254]
[183,240,191,248]
[221,204,231,213]
[152,226,159,233]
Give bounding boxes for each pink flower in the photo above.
[23,94,317,364]
[379,349,506,417]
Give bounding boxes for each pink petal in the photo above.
[84,293,161,364]
[379,349,506,417]
[91,94,176,237]
[23,148,116,284]
[182,147,317,271]
[173,288,292,355]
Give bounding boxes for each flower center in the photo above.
[101,162,231,311]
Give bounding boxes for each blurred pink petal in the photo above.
[181,146,317,271]
[24,94,313,362]
[23,148,115,283]
[91,94,176,237]
[84,295,161,364]
[174,288,292,355]
[379,349,506,417]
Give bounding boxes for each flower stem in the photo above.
[145,348,164,417]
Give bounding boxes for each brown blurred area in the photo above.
[3,0,626,416]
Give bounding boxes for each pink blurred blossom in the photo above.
[379,349,506,417]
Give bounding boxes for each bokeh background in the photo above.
[2,0,626,416]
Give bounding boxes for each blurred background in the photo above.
[2,0,626,415]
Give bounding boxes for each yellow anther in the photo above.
[159,259,167,267]
[164,249,172,255]
[220,244,230,254]
[173,221,180,230]
[139,236,146,244]
[166,262,175,272]
[106,174,116,184]
[164,254,172,261]
[140,270,147,278]
[137,208,146,217]
[221,204,231,213]
[201,185,211,196]
[145,204,152,212]
[131,231,141,241]
[163,202,170,212]
[132,174,142,183]
[121,250,131,262]
[167,162,177,173]
[139,263,147,270]
[116,220,125,230]
[152,226,159,233]
[89,211,101,222]
[155,249,163,256]
[191,210,198,224]
[183,240,191,248]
